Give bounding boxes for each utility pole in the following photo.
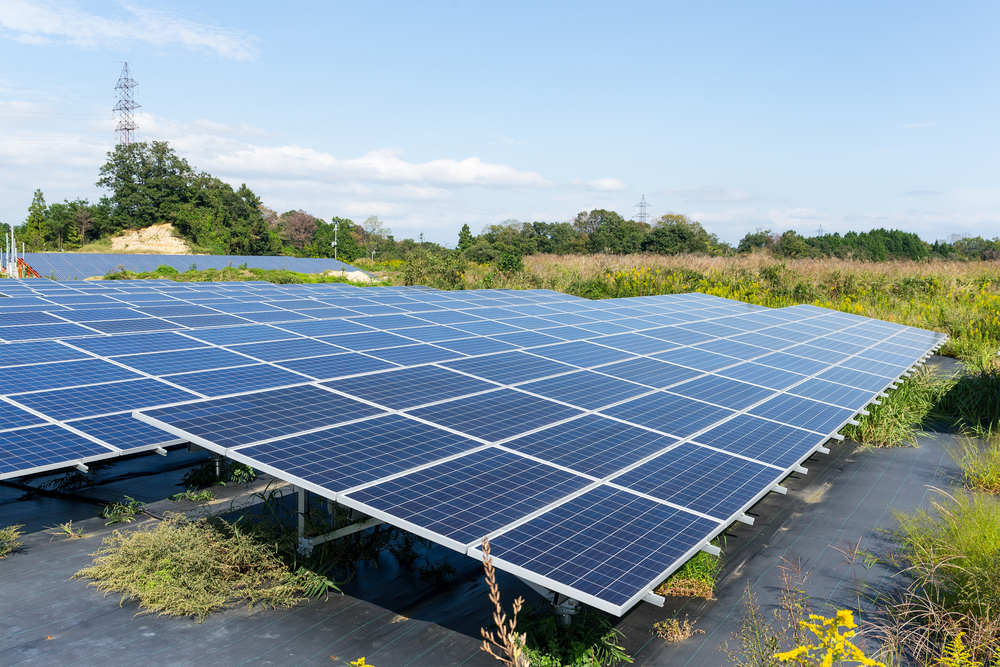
[632,195,650,224]
[113,62,140,146]
[331,225,338,260]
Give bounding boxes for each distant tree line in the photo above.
[10,141,998,264]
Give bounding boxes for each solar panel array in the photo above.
[19,252,361,281]
[0,277,945,615]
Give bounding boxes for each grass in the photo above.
[100,496,145,525]
[0,523,25,558]
[180,458,258,488]
[652,616,704,642]
[875,488,1000,665]
[169,489,217,503]
[73,515,325,621]
[950,439,1000,493]
[103,263,378,286]
[841,367,956,447]
[655,549,721,599]
[369,252,1000,365]
[46,520,85,540]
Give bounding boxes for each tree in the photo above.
[278,210,318,250]
[96,141,197,230]
[643,214,713,255]
[579,209,648,254]
[360,215,390,258]
[737,228,773,253]
[457,223,474,252]
[531,221,586,254]
[19,189,48,251]
[772,230,811,258]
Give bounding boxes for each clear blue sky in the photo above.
[1,0,997,246]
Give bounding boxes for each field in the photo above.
[361,252,1000,366]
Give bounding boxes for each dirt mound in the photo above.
[110,223,190,254]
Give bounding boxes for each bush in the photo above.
[73,515,327,621]
[0,524,25,558]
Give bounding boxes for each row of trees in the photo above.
[11,140,997,264]
[12,142,394,260]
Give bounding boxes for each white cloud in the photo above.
[664,185,751,203]
[0,0,261,60]
[585,178,628,192]
[490,135,525,146]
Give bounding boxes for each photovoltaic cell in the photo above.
[0,340,92,367]
[165,364,306,397]
[0,401,47,430]
[666,375,777,411]
[139,385,386,450]
[442,351,575,385]
[234,414,483,491]
[11,379,203,421]
[526,341,636,368]
[115,347,255,375]
[407,389,584,442]
[601,393,735,438]
[484,485,720,609]
[516,371,650,411]
[748,394,855,434]
[345,447,591,546]
[611,442,782,518]
[68,414,183,452]
[691,413,824,468]
[597,358,703,389]
[276,352,399,380]
[502,414,677,478]
[325,365,496,410]
[0,358,143,393]
[0,424,116,476]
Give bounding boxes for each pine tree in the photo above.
[458,223,474,252]
[20,189,49,251]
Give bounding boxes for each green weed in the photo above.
[74,514,322,621]
[0,523,25,558]
[100,496,145,524]
[655,549,721,599]
[950,438,1000,494]
[842,367,956,447]
[169,489,217,503]
[46,520,85,540]
[181,459,257,488]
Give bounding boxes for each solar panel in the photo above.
[1,279,947,618]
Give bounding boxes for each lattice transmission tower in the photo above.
[113,62,140,146]
[632,195,650,224]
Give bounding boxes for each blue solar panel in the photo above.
[611,442,782,518]
[484,485,720,609]
[597,358,703,389]
[344,447,591,546]
[640,327,716,346]
[0,312,67,326]
[752,352,831,376]
[442,351,574,385]
[226,338,344,362]
[788,378,874,409]
[489,330,564,348]
[139,385,386,450]
[0,359,143,393]
[234,414,482,491]
[364,343,466,366]
[115,347,255,375]
[601,392,735,438]
[691,413,824,467]
[275,319,373,337]
[71,332,205,356]
[319,330,417,351]
[0,340,92,367]
[183,325,302,345]
[748,394,856,434]
[667,375,777,411]
[502,414,677,478]
[166,364,306,397]
[134,304,221,317]
[651,348,740,372]
[816,367,894,392]
[407,389,584,442]
[81,318,185,334]
[0,400,47,430]
[11,378,202,421]
[0,322,100,341]
[325,365,495,410]
[517,371,650,411]
[595,333,678,355]
[276,352,399,380]
[713,362,808,391]
[527,341,636,368]
[69,414,183,452]
[430,337,516,358]
[0,424,117,477]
